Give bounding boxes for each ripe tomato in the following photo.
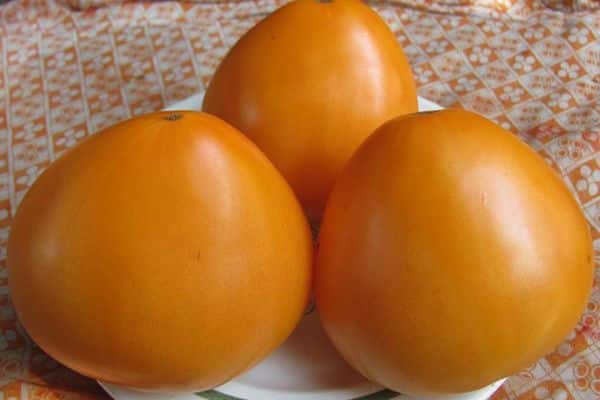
[8,111,313,391]
[315,109,593,396]
[203,0,417,222]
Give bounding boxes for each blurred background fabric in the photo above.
[0,0,599,399]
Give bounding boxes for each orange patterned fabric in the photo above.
[0,0,598,399]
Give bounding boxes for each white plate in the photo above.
[99,95,506,400]
[162,93,443,116]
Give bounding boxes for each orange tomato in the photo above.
[202,0,417,222]
[8,111,313,391]
[315,110,593,396]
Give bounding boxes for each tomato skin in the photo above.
[8,111,313,392]
[202,0,417,222]
[315,109,593,396]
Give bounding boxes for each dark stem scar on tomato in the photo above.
[164,113,183,121]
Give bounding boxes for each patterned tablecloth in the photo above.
[0,0,599,399]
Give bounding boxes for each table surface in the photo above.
[0,1,599,399]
